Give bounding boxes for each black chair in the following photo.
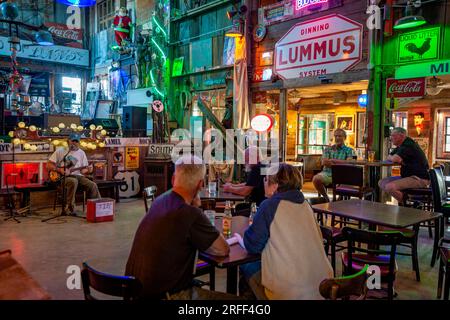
[331,164,374,201]
[200,199,216,211]
[437,238,450,300]
[429,167,449,266]
[193,259,216,291]
[341,227,402,300]
[81,262,142,300]
[319,264,369,300]
[233,202,251,217]
[143,186,157,213]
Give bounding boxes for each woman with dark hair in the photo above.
[239,163,333,300]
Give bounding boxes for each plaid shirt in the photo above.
[322,144,355,175]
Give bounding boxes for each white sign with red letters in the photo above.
[274,14,362,79]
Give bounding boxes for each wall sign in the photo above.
[152,100,164,113]
[105,137,152,147]
[125,147,140,169]
[0,36,89,67]
[114,171,140,198]
[398,27,440,64]
[251,114,274,132]
[395,60,450,79]
[386,77,425,109]
[147,143,174,157]
[274,14,362,79]
[44,22,83,49]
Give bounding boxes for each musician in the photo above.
[47,133,100,214]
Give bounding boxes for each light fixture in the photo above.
[394,1,427,30]
[226,5,247,20]
[35,30,54,46]
[56,0,97,7]
[225,20,243,38]
[1,2,19,20]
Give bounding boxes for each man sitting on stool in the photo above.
[378,127,429,203]
[47,133,100,214]
[312,129,355,202]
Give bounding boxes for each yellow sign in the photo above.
[125,147,139,169]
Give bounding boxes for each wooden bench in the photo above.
[13,183,57,215]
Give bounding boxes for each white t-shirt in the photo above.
[49,147,89,176]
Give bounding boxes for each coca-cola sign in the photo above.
[386,78,425,98]
[44,23,83,48]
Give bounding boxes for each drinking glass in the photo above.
[368,151,375,162]
[204,210,216,226]
[208,181,217,194]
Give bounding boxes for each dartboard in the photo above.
[152,100,164,113]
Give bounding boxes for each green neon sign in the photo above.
[395,59,450,79]
[398,27,440,63]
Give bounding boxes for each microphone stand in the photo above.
[42,148,85,222]
[3,141,24,223]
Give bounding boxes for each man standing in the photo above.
[126,155,235,300]
[379,127,429,202]
[47,133,100,214]
[312,129,355,201]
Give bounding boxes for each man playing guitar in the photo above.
[47,133,100,215]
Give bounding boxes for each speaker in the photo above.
[122,106,147,137]
[44,114,81,128]
[84,118,119,137]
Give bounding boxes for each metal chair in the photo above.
[143,186,157,213]
[319,264,369,300]
[81,261,142,300]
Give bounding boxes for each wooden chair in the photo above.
[437,238,450,300]
[341,227,402,300]
[319,264,369,300]
[143,186,157,213]
[81,262,142,300]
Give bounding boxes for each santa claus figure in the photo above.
[113,7,132,47]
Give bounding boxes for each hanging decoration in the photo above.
[113,7,132,48]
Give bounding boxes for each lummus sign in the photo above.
[274,14,362,79]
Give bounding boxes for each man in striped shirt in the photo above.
[312,128,355,201]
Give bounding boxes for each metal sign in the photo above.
[274,14,362,79]
[148,144,174,156]
[395,60,450,79]
[398,27,440,64]
[152,100,164,113]
[386,78,425,98]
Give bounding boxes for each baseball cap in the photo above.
[69,133,81,142]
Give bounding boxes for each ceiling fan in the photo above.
[426,77,450,96]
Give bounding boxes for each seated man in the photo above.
[312,129,355,201]
[239,163,333,299]
[223,146,266,206]
[379,127,429,203]
[47,133,99,214]
[125,155,237,300]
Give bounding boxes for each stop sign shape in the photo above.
[274,14,363,80]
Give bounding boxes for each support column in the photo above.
[279,89,287,162]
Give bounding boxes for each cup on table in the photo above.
[208,181,217,195]
[204,210,216,226]
[368,151,375,162]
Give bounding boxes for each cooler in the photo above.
[86,198,115,223]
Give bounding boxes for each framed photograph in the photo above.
[336,115,354,133]
[95,100,116,119]
[356,112,366,148]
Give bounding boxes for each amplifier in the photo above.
[84,118,119,137]
[44,114,81,128]
[122,106,147,137]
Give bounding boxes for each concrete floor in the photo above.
[0,191,448,300]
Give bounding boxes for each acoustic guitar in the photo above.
[48,165,90,183]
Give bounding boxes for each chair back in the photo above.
[81,262,142,300]
[233,202,251,217]
[143,185,157,212]
[429,167,447,212]
[331,164,364,188]
[319,264,369,300]
[307,197,329,206]
[341,227,401,276]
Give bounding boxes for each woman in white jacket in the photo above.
[240,163,333,300]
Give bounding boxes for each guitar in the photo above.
[48,165,91,183]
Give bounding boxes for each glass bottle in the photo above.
[249,202,257,226]
[222,200,232,238]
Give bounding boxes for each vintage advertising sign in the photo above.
[125,147,140,169]
[398,27,440,64]
[105,137,151,147]
[386,78,425,108]
[395,59,450,79]
[274,14,362,80]
[44,22,84,49]
[147,144,174,157]
[259,0,342,26]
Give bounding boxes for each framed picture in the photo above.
[356,112,366,148]
[336,115,354,133]
[95,100,116,119]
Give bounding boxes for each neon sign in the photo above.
[295,0,328,11]
[251,114,274,132]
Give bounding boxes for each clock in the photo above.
[253,24,267,43]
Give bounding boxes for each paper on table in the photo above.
[226,233,246,249]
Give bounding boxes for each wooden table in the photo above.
[312,199,444,265]
[199,189,246,202]
[199,243,260,294]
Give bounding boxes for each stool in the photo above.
[402,187,434,238]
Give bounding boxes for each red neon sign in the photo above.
[295,0,328,11]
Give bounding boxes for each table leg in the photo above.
[226,266,238,294]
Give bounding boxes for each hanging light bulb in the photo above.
[52,140,60,146]
[8,131,14,137]
[101,129,107,136]
[18,122,26,128]
[13,138,21,145]
[89,124,96,130]
[70,123,77,130]
[77,125,84,131]
[58,123,66,129]
[96,125,103,131]
[29,125,37,132]
[98,142,106,148]
[52,127,60,133]
[24,143,31,150]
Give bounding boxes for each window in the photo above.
[62,77,82,114]
[445,117,450,153]
[97,0,116,32]
[393,112,408,129]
